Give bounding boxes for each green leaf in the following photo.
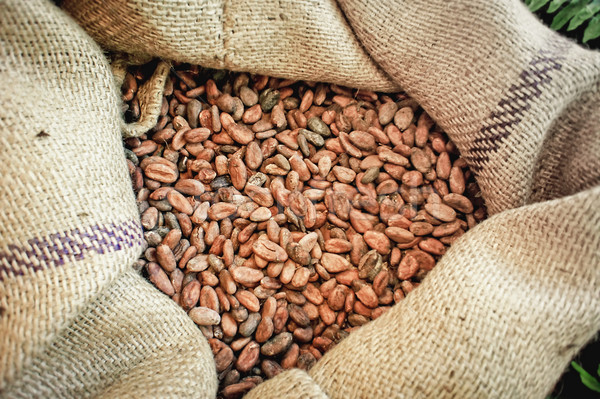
[568,0,600,30]
[548,0,570,13]
[571,361,600,393]
[551,0,587,30]
[583,14,600,42]
[529,0,551,12]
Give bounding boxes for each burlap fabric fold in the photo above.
[0,1,216,397]
[111,55,172,139]
[61,0,399,93]
[3,0,598,398]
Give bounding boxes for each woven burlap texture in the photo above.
[0,0,216,397]
[61,0,400,93]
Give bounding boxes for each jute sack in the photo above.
[9,0,600,398]
[0,1,216,397]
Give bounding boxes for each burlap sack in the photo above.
[0,1,216,397]
[4,0,598,398]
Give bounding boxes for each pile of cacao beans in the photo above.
[122,63,486,398]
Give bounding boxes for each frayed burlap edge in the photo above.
[111,54,170,138]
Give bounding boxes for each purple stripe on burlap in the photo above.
[463,38,569,172]
[0,220,144,281]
